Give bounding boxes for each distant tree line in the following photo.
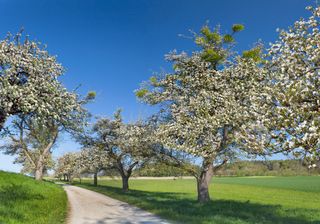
[132,159,320,177]
[215,159,320,176]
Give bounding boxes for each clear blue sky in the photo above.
[0,0,310,172]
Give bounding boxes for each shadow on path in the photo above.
[77,183,320,224]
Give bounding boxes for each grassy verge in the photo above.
[75,176,320,224]
[0,171,67,224]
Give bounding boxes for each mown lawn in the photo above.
[75,176,320,224]
[0,171,67,224]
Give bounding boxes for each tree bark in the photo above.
[36,130,58,181]
[35,165,44,180]
[93,172,98,186]
[0,111,6,132]
[116,159,138,192]
[121,175,129,192]
[35,154,45,181]
[197,159,214,203]
[68,174,73,183]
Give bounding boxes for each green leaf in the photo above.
[200,26,211,37]
[208,32,221,44]
[223,34,234,43]
[200,26,221,44]
[135,89,149,98]
[232,24,245,32]
[242,47,262,62]
[149,76,157,85]
[195,37,205,45]
[86,91,96,100]
[202,49,224,63]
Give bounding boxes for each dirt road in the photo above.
[63,185,170,224]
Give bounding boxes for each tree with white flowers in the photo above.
[0,116,59,180]
[85,110,155,191]
[0,31,94,132]
[267,6,320,163]
[241,6,320,166]
[79,147,110,186]
[136,24,269,202]
[0,31,95,179]
[55,152,81,183]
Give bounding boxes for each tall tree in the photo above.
[0,31,93,132]
[1,116,58,180]
[84,110,155,191]
[136,25,268,202]
[80,146,110,186]
[0,31,95,177]
[0,88,93,181]
[255,6,320,165]
[55,152,81,183]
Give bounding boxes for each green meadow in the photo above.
[0,171,67,224]
[76,176,320,224]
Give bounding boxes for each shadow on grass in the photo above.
[76,182,320,224]
[0,184,44,223]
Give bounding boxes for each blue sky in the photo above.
[0,0,311,172]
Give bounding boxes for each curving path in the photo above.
[63,185,170,224]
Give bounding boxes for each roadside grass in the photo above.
[0,171,67,224]
[75,176,320,224]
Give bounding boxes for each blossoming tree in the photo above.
[79,146,110,186]
[0,32,94,179]
[55,152,81,183]
[0,32,92,132]
[85,109,155,191]
[0,116,59,180]
[136,25,268,202]
[261,6,320,164]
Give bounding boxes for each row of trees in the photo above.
[57,6,320,203]
[55,110,157,191]
[1,6,319,203]
[136,6,320,202]
[0,31,95,180]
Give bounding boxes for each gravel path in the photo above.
[63,185,170,224]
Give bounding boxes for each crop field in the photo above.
[76,176,320,224]
[0,171,67,224]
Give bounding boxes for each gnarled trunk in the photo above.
[197,159,214,203]
[117,160,138,192]
[35,155,45,181]
[35,166,44,180]
[121,175,129,192]
[93,172,98,186]
[34,131,58,181]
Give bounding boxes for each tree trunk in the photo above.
[197,159,214,203]
[35,166,44,180]
[93,172,98,186]
[121,175,129,192]
[35,155,44,181]
[68,174,73,183]
[0,111,6,132]
[34,136,56,181]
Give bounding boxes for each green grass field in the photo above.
[76,176,320,224]
[0,171,67,224]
